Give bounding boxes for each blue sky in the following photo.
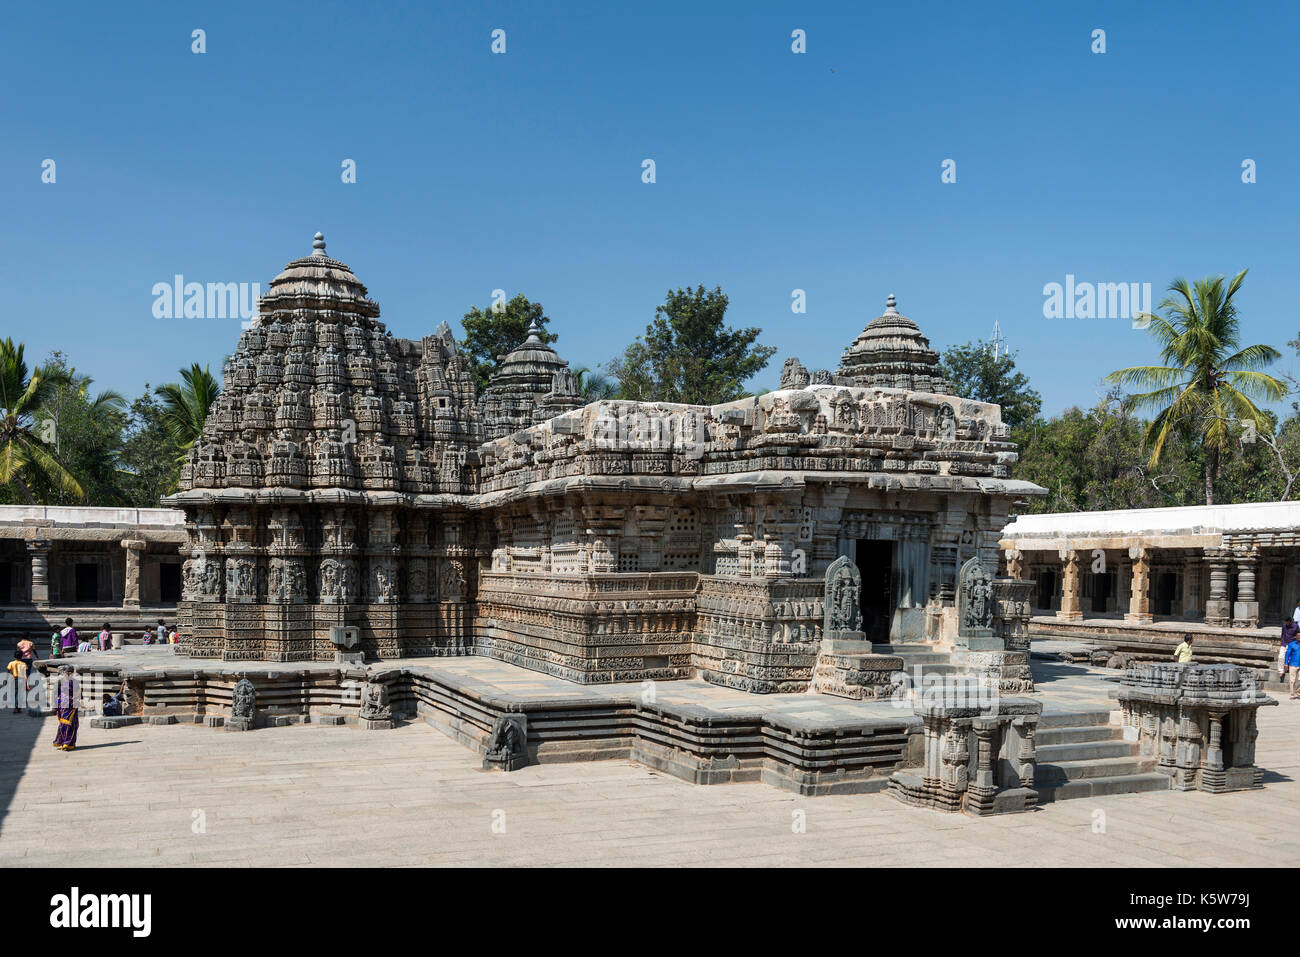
[4,0,1298,414]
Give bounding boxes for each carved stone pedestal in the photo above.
[888,687,1041,816]
[1117,662,1276,794]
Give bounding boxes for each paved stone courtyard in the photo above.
[2,657,1297,867]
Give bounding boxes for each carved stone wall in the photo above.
[166,239,1044,686]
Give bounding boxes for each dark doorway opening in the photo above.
[1155,571,1177,617]
[74,563,98,603]
[1037,569,1057,610]
[1088,571,1114,613]
[0,563,10,603]
[159,563,181,603]
[855,540,893,643]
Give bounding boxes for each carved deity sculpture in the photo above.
[822,555,863,638]
[958,557,995,638]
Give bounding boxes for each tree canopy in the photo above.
[606,285,775,405]
[460,294,556,393]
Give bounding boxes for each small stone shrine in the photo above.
[1116,662,1276,793]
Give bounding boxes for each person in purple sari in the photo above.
[51,666,79,752]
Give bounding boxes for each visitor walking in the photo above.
[76,634,92,653]
[6,651,28,713]
[1174,633,1194,664]
[155,619,167,644]
[98,623,112,651]
[1286,634,1300,700]
[59,618,77,655]
[49,630,61,659]
[51,666,79,751]
[1281,619,1299,681]
[16,635,35,671]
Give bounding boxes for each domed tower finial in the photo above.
[312,232,327,257]
[525,318,543,343]
[885,293,898,314]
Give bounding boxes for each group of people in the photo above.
[4,617,177,753]
[40,618,178,659]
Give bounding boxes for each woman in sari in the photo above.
[52,666,79,751]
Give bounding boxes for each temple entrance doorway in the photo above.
[854,540,893,643]
[1088,571,1114,613]
[74,563,98,603]
[160,563,181,603]
[1037,569,1057,611]
[1155,571,1177,617]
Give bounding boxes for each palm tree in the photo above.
[0,338,81,503]
[155,364,221,454]
[571,365,619,401]
[1106,269,1284,505]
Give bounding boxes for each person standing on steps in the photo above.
[1280,619,1299,682]
[58,618,77,655]
[1173,633,1194,664]
[1286,633,1300,700]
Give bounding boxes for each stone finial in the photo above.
[524,319,542,343]
[312,232,327,257]
[884,294,898,314]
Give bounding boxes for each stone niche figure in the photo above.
[359,678,393,729]
[959,557,995,638]
[228,677,256,732]
[779,357,810,390]
[483,714,527,772]
[822,555,864,640]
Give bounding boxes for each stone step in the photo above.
[1035,725,1118,746]
[888,653,952,666]
[874,644,945,654]
[1036,740,1135,763]
[1037,756,1154,783]
[1038,710,1112,729]
[1036,772,1171,802]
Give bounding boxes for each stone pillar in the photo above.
[1204,547,1231,627]
[1057,549,1082,621]
[27,539,51,608]
[1003,548,1023,580]
[121,538,146,609]
[1233,547,1259,628]
[1124,546,1153,623]
[1181,556,1202,619]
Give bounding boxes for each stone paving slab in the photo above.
[1,659,1296,867]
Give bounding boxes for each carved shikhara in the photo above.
[165,237,1045,688]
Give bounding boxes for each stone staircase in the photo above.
[1034,709,1170,802]
[810,641,960,701]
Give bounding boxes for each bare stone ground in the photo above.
[1,667,1297,867]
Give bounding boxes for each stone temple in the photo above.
[164,234,1044,695]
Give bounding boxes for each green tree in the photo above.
[460,295,556,393]
[1011,392,1204,514]
[1106,270,1285,505]
[0,340,81,503]
[607,285,775,405]
[29,354,128,505]
[120,388,184,506]
[571,365,618,400]
[155,363,221,456]
[939,339,1042,430]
